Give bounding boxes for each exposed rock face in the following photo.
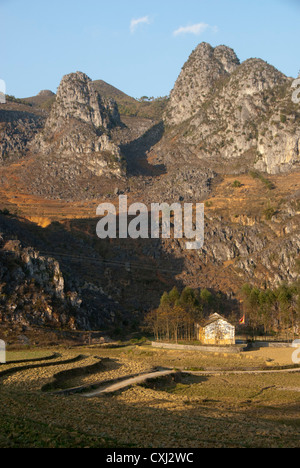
[165,43,240,126]
[48,72,120,130]
[163,43,300,175]
[0,234,79,329]
[32,71,125,180]
[0,110,44,163]
[143,167,217,204]
[200,211,300,288]
[0,217,125,330]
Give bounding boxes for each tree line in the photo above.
[240,281,300,340]
[144,286,235,343]
[145,273,300,343]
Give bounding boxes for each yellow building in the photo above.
[197,313,235,346]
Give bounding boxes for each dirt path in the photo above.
[82,365,300,398]
[185,367,300,376]
[82,369,176,397]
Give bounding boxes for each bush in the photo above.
[263,206,276,220]
[0,208,11,216]
[249,171,275,190]
[280,114,287,124]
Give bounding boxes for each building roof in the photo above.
[203,313,233,328]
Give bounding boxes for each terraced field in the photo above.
[0,345,300,448]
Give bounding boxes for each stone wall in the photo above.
[250,342,293,348]
[152,342,245,354]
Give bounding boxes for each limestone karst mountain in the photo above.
[0,72,126,191]
[0,43,299,336]
[165,42,241,126]
[0,72,128,200]
[32,72,124,178]
[162,43,300,175]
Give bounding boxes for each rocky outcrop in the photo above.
[0,235,80,329]
[163,43,300,175]
[0,214,128,331]
[164,43,240,126]
[45,72,120,130]
[32,72,124,180]
[143,167,217,204]
[36,90,55,99]
[0,109,44,163]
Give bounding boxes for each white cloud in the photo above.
[173,22,216,37]
[130,16,151,34]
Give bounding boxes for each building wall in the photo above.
[199,319,235,345]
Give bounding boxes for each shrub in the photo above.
[0,208,11,216]
[263,206,276,220]
[205,201,213,207]
[249,171,275,190]
[280,114,287,124]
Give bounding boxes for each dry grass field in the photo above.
[1,165,299,224]
[1,344,299,448]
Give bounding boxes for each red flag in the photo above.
[239,315,245,325]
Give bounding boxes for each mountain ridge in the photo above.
[0,42,299,335]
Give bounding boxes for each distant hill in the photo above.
[93,79,168,120]
[23,90,56,111]
[92,80,137,104]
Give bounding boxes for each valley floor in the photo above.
[0,345,299,448]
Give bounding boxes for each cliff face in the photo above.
[43,72,120,131]
[0,214,126,331]
[163,43,300,175]
[0,72,127,201]
[165,42,240,126]
[0,232,79,330]
[33,72,124,179]
[0,109,45,163]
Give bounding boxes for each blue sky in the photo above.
[0,0,299,99]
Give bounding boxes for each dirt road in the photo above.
[82,369,176,397]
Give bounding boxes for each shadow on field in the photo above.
[140,372,208,393]
[41,357,121,392]
[0,355,86,380]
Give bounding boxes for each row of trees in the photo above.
[145,277,300,343]
[240,282,300,340]
[144,286,235,343]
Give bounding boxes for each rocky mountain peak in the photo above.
[164,42,240,126]
[213,45,240,73]
[28,71,125,192]
[160,42,300,175]
[228,58,288,98]
[51,71,120,130]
